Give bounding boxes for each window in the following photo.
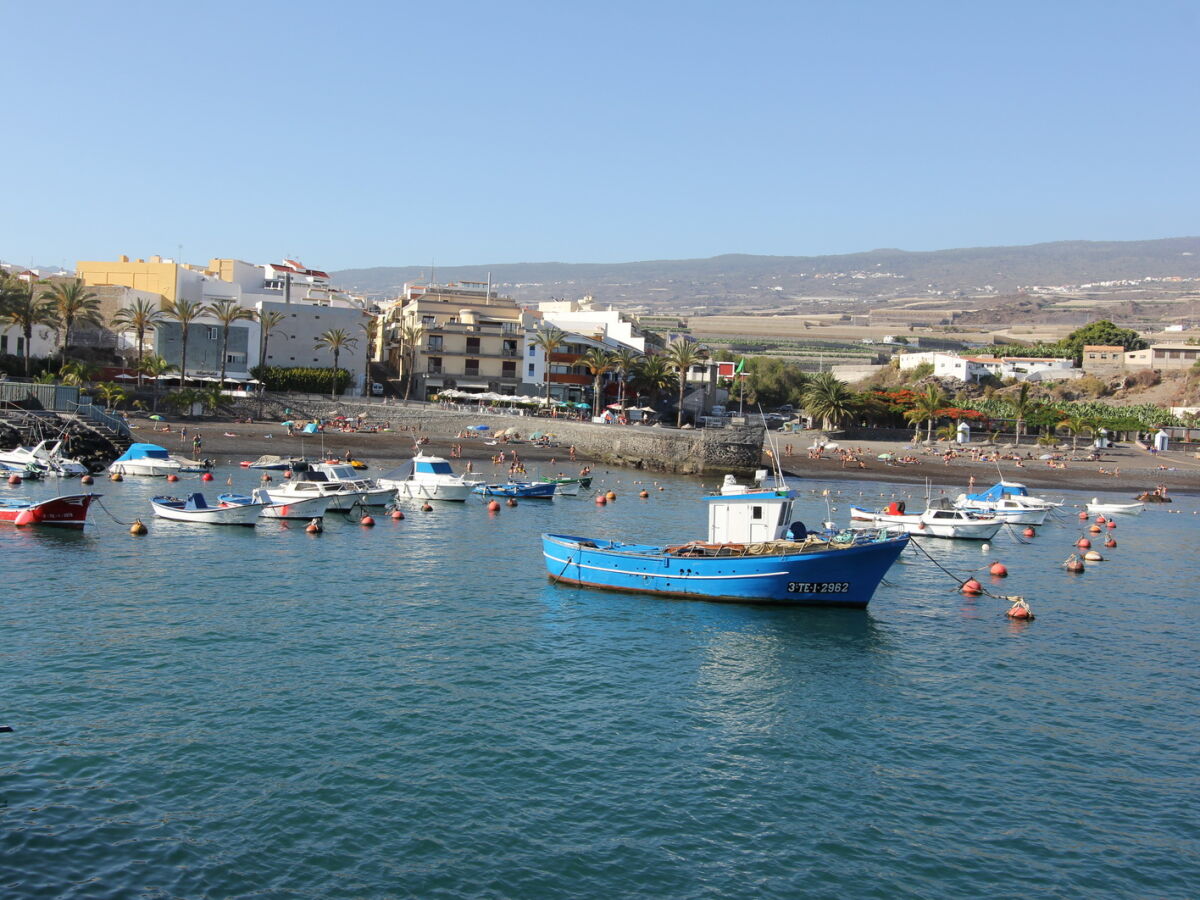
[528,345,536,357]
[465,359,480,376]
[422,315,436,326]
[17,336,24,356]
[502,339,518,356]
[427,335,443,351]
[528,363,535,377]
[427,356,443,374]
[207,327,219,340]
[466,337,481,353]
[502,361,516,378]
[752,506,763,520]
[0,335,6,353]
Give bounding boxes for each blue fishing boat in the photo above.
[472,481,557,499]
[542,477,908,607]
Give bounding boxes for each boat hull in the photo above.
[218,492,333,519]
[110,460,182,477]
[393,481,476,502]
[1086,502,1144,516]
[0,493,100,528]
[151,498,260,526]
[850,507,1002,540]
[542,532,908,608]
[474,482,557,499]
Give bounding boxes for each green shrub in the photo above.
[251,365,351,394]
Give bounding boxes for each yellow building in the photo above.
[75,254,199,303]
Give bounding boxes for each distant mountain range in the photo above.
[337,237,1200,312]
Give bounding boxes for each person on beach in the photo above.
[193,434,202,455]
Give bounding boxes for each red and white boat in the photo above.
[0,493,101,528]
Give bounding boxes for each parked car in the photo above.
[371,382,385,396]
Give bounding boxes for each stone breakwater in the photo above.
[234,397,766,475]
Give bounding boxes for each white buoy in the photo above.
[981,543,990,552]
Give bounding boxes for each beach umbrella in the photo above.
[502,427,519,436]
[470,424,490,431]
[149,414,163,421]
[577,402,591,409]
[877,453,894,460]
[530,431,545,440]
[114,373,136,380]
[281,420,295,427]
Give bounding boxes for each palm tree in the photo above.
[661,338,706,426]
[0,276,55,375]
[200,384,225,417]
[904,382,948,444]
[610,347,643,409]
[578,347,615,413]
[255,308,286,366]
[631,354,675,410]
[93,381,128,411]
[109,297,167,386]
[314,328,358,399]
[1010,383,1036,446]
[397,322,424,401]
[531,325,568,402]
[359,315,378,396]
[40,279,101,364]
[803,372,856,430]
[163,298,205,387]
[1058,412,1094,451]
[205,299,256,387]
[57,360,99,387]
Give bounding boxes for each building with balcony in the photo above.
[379,282,536,400]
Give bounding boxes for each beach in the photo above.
[128,414,1200,496]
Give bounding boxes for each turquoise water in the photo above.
[2,471,1197,898]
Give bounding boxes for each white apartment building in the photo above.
[897,351,1076,383]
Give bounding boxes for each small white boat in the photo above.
[110,443,184,477]
[851,499,1004,540]
[217,488,333,520]
[1086,498,1145,516]
[0,440,89,477]
[952,495,1049,526]
[377,454,484,502]
[151,492,262,526]
[955,481,1061,514]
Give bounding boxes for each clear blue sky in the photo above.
[3,0,1197,271]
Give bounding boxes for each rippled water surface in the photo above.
[2,470,1198,899]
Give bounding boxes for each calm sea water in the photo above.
[1,469,1197,899]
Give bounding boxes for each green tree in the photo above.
[744,357,808,409]
[166,387,203,416]
[205,299,256,387]
[255,308,287,372]
[609,347,643,409]
[314,328,358,399]
[0,274,55,375]
[200,384,225,416]
[163,298,205,386]
[579,347,615,412]
[803,372,856,430]
[904,382,949,443]
[1060,320,1148,362]
[93,381,129,411]
[531,325,568,401]
[398,322,424,400]
[359,315,377,397]
[57,360,98,387]
[1057,412,1094,451]
[1010,383,1037,446]
[661,338,706,426]
[109,297,167,386]
[40,279,101,364]
[631,354,675,410]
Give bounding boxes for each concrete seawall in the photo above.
[233,396,766,475]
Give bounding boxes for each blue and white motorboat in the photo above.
[377,453,485,502]
[542,476,908,607]
[109,443,184,477]
[473,481,557,499]
[0,440,89,477]
[217,488,333,520]
[954,480,1059,525]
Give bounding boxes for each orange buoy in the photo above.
[1095,515,1107,524]
[1077,537,1091,548]
[305,518,322,534]
[81,474,94,485]
[167,473,179,482]
[1078,511,1088,520]
[201,472,214,482]
[961,579,983,595]
[7,474,21,485]
[1104,536,1116,548]
[640,490,649,498]
[487,500,501,512]
[606,490,616,500]
[391,509,404,520]
[421,502,432,512]
[129,518,148,535]
[1006,599,1034,620]
[261,473,273,482]
[506,497,517,507]
[360,514,375,527]
[1022,527,1035,538]
[110,472,123,482]
[595,495,607,505]
[1065,554,1085,573]
[284,469,293,479]
[989,562,1008,577]
[1088,524,1101,534]
[1106,520,1116,529]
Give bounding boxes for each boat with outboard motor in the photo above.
[0,492,100,527]
[543,469,908,607]
[540,475,591,496]
[151,492,263,525]
[306,463,394,505]
[0,440,89,477]
[109,443,185,477]
[850,498,1003,540]
[377,454,484,502]
[217,488,333,520]
[474,480,557,499]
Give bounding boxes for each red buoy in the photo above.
[201,472,214,482]
[487,500,501,512]
[1078,511,1088,520]
[1104,536,1116,548]
[261,473,273,482]
[1006,601,1034,620]
[1022,527,1035,538]
[421,502,432,512]
[391,509,404,520]
[1077,537,1091,549]
[81,474,94,485]
[989,562,1008,577]
[639,490,649,498]
[284,469,293,479]
[360,515,375,526]
[1066,556,1085,573]
[305,519,322,534]
[961,579,983,595]
[1106,520,1116,529]
[595,495,607,505]
[1095,515,1107,524]
[7,474,21,485]
[167,473,179,482]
